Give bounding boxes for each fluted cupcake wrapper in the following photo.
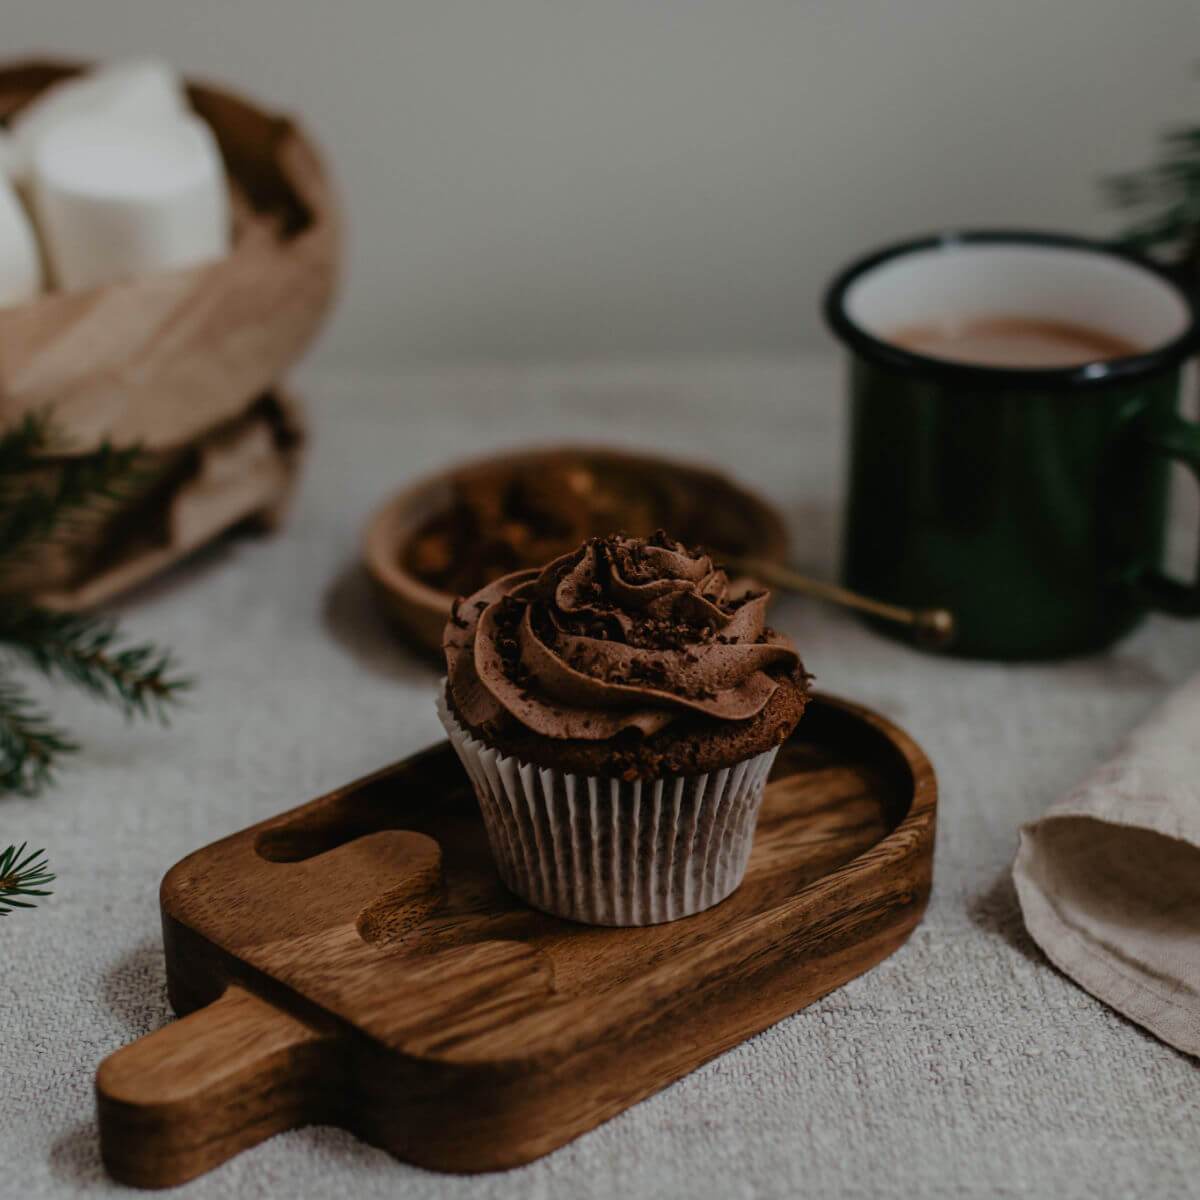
[437,685,779,926]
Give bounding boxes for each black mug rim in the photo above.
[823,229,1200,390]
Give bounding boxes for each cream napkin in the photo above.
[1013,672,1200,1056]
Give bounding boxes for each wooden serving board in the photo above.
[97,694,936,1188]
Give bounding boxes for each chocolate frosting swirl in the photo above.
[444,533,802,741]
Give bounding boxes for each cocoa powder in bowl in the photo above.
[405,457,770,598]
[364,446,789,659]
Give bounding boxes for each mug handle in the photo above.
[1136,412,1200,616]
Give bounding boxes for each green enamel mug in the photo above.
[824,230,1200,659]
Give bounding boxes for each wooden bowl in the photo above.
[363,445,790,659]
[0,59,339,451]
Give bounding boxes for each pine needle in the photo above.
[0,410,190,807]
[0,842,55,915]
[0,411,191,920]
[0,606,190,721]
[0,434,150,568]
[1106,104,1200,269]
[0,412,54,473]
[0,675,77,795]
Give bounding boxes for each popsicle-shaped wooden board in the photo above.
[97,693,936,1187]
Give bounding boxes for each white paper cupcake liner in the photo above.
[437,685,779,926]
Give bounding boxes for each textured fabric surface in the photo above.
[5,355,1200,1199]
[1015,671,1200,1056]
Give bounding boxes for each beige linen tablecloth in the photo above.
[5,356,1200,1200]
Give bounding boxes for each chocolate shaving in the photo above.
[444,533,802,743]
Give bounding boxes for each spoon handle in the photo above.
[732,558,956,649]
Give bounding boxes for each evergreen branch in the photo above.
[0,842,55,915]
[0,675,77,795]
[0,412,55,475]
[0,606,190,722]
[0,410,190,799]
[0,436,150,568]
[1105,101,1200,269]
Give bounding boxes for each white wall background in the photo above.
[6,0,1198,367]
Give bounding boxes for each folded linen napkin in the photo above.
[1013,672,1200,1056]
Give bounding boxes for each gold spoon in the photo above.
[730,557,956,650]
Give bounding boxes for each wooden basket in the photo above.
[7,388,306,609]
[0,60,339,605]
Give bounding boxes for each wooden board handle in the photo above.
[97,986,341,1189]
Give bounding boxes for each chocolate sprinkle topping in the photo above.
[443,533,802,743]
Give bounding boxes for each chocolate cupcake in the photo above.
[438,532,809,926]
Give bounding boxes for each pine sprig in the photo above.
[0,842,55,915]
[0,412,54,474]
[0,676,76,795]
[1107,112,1200,270]
[0,410,189,803]
[0,425,148,569]
[0,606,189,722]
[0,413,191,921]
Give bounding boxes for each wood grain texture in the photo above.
[97,987,341,1190]
[97,694,936,1186]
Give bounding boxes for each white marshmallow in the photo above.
[9,59,189,182]
[32,114,230,291]
[0,174,43,305]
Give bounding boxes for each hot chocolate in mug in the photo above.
[824,230,1200,659]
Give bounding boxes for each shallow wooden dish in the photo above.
[363,444,791,658]
[96,693,936,1187]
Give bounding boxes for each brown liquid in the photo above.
[886,316,1143,368]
